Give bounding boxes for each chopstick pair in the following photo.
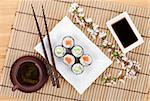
[31,4,60,88]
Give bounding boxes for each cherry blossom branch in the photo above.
[68,3,140,85]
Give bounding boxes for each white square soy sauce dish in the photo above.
[106,12,144,53]
[35,16,112,94]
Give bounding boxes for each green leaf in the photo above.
[112,51,119,57]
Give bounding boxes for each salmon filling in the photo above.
[63,54,75,66]
[65,57,72,64]
[82,56,89,62]
[65,40,72,46]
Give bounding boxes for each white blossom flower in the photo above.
[87,27,98,38]
[71,3,79,8]
[133,61,136,64]
[120,53,126,57]
[135,64,140,70]
[115,49,119,52]
[127,60,133,68]
[106,83,112,86]
[87,28,96,35]
[87,28,92,32]
[77,7,83,13]
[108,42,112,46]
[75,16,85,26]
[85,18,93,23]
[102,40,108,46]
[132,61,140,70]
[107,48,112,52]
[87,28,97,39]
[92,23,99,29]
[132,76,137,79]
[116,59,121,63]
[68,3,79,13]
[112,45,115,48]
[103,75,108,79]
[91,34,96,39]
[117,50,122,55]
[68,7,75,13]
[111,80,117,85]
[104,73,111,77]
[122,56,128,61]
[92,23,99,32]
[99,32,107,38]
[126,68,136,79]
[78,13,84,17]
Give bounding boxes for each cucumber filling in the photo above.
[72,64,84,74]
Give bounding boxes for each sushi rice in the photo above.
[55,36,92,75]
[80,54,92,66]
[54,45,66,58]
[63,54,75,66]
[72,45,83,57]
[63,36,74,48]
[72,63,84,75]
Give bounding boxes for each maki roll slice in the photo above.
[80,54,92,66]
[54,45,66,58]
[63,54,75,66]
[71,45,83,58]
[71,63,84,75]
[63,36,74,48]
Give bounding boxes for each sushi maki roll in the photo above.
[63,54,75,66]
[80,54,92,66]
[71,63,84,75]
[62,36,74,48]
[71,45,83,58]
[54,45,66,58]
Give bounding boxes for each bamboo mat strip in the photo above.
[0,0,149,101]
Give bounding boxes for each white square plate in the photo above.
[35,16,112,94]
[106,12,144,53]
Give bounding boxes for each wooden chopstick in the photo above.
[42,5,60,88]
[31,4,56,86]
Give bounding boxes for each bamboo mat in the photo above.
[0,0,150,101]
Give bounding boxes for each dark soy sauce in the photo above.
[112,18,138,48]
[17,62,39,86]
